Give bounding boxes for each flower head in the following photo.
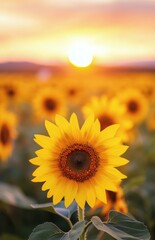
[0,108,17,161]
[30,113,129,209]
[82,95,133,142]
[93,185,128,215]
[117,88,149,124]
[32,87,67,122]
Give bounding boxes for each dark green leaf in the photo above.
[91,210,150,240]
[31,202,70,218]
[61,221,85,240]
[0,182,36,209]
[28,221,85,240]
[28,222,64,240]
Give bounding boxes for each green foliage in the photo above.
[91,210,150,240]
[0,182,36,209]
[61,221,85,240]
[28,222,64,240]
[31,201,76,219]
[28,221,85,240]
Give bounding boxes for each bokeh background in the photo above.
[0,0,155,239]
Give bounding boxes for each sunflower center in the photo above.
[68,88,76,96]
[99,115,114,130]
[44,98,57,111]
[59,143,99,182]
[107,190,117,203]
[6,88,15,97]
[0,124,11,145]
[127,100,139,113]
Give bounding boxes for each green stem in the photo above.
[78,206,86,240]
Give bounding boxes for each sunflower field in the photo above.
[0,66,155,240]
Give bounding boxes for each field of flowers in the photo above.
[0,67,155,239]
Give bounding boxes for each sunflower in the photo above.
[30,113,129,209]
[0,108,17,161]
[82,95,133,143]
[0,88,7,108]
[116,88,149,124]
[60,77,88,107]
[93,185,128,216]
[1,78,24,106]
[32,87,67,122]
[146,106,155,131]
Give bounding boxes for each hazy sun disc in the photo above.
[68,41,94,67]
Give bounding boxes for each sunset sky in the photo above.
[0,0,155,66]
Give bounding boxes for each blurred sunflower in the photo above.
[146,106,155,131]
[1,78,24,106]
[32,87,68,122]
[82,96,133,142]
[117,88,149,124]
[0,88,7,108]
[93,185,128,216]
[0,109,17,161]
[61,78,87,107]
[30,113,129,209]
[138,78,155,103]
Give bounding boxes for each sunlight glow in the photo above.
[68,40,94,67]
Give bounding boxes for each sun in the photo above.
[68,40,94,67]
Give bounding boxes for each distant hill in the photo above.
[0,61,155,73]
[0,61,63,73]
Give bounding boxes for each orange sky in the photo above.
[0,0,155,65]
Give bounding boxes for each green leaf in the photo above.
[31,201,77,218]
[61,221,85,240]
[91,210,150,240]
[0,182,36,209]
[28,222,64,240]
[28,221,85,240]
[31,202,70,218]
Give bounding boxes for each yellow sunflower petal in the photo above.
[107,157,129,167]
[42,173,61,191]
[29,157,55,166]
[101,137,121,148]
[86,180,96,208]
[95,173,118,192]
[35,149,52,159]
[31,174,47,182]
[32,166,51,177]
[100,124,120,141]
[95,185,107,204]
[47,176,61,198]
[42,174,58,191]
[104,145,129,156]
[55,114,70,133]
[64,179,78,208]
[105,167,127,180]
[91,119,100,133]
[34,135,52,149]
[89,119,101,141]
[75,183,87,209]
[81,114,94,136]
[29,157,41,165]
[70,113,80,139]
[53,178,66,205]
[45,120,61,138]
